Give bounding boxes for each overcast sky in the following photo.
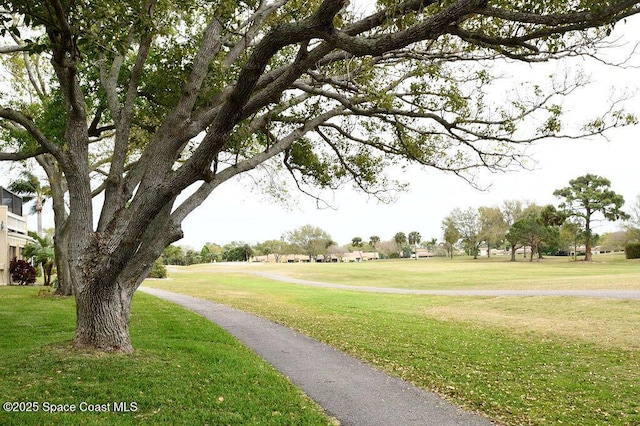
[1,13,639,249]
[178,17,640,248]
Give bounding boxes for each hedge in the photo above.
[625,242,640,259]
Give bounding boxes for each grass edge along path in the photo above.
[0,286,335,426]
[145,269,640,426]
[140,286,495,426]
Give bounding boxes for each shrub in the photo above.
[625,242,640,259]
[148,257,167,278]
[10,258,37,285]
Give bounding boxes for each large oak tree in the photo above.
[1,0,640,352]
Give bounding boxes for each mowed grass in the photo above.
[186,253,640,290]
[145,257,640,425]
[0,286,334,426]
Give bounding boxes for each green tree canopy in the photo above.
[623,195,640,242]
[554,174,629,261]
[442,215,461,259]
[408,231,421,246]
[505,205,562,262]
[254,239,290,262]
[393,231,407,254]
[448,207,482,259]
[200,243,222,263]
[285,224,332,261]
[162,245,186,265]
[478,206,507,257]
[222,242,254,262]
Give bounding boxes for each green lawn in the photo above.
[0,286,334,426]
[146,256,640,426]
[181,254,640,291]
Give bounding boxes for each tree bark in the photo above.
[71,201,179,352]
[37,154,73,296]
[584,231,593,262]
[584,216,593,261]
[54,225,72,296]
[73,279,134,353]
[36,198,43,237]
[584,244,593,261]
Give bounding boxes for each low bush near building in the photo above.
[9,258,37,285]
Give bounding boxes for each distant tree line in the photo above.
[156,175,639,267]
[441,174,634,261]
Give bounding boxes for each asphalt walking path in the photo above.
[183,265,640,300]
[139,287,494,426]
[248,271,640,299]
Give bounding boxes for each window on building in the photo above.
[1,187,23,216]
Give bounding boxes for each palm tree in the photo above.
[369,235,380,249]
[408,231,421,260]
[23,232,55,286]
[9,171,51,237]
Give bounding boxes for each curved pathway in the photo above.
[247,270,640,299]
[139,287,494,426]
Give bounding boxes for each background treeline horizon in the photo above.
[159,190,640,266]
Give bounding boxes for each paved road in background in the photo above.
[243,270,640,299]
[140,287,494,426]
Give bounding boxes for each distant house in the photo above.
[341,251,379,262]
[569,245,601,256]
[251,253,314,263]
[251,251,380,263]
[0,187,31,285]
[411,248,436,258]
[478,247,508,257]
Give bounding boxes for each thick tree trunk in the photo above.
[37,154,73,296]
[73,280,135,353]
[584,246,593,261]
[584,232,593,261]
[54,225,73,296]
[55,257,72,295]
[70,205,180,353]
[510,246,517,262]
[36,206,43,237]
[584,212,593,261]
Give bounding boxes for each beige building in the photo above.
[252,251,380,263]
[1,187,30,285]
